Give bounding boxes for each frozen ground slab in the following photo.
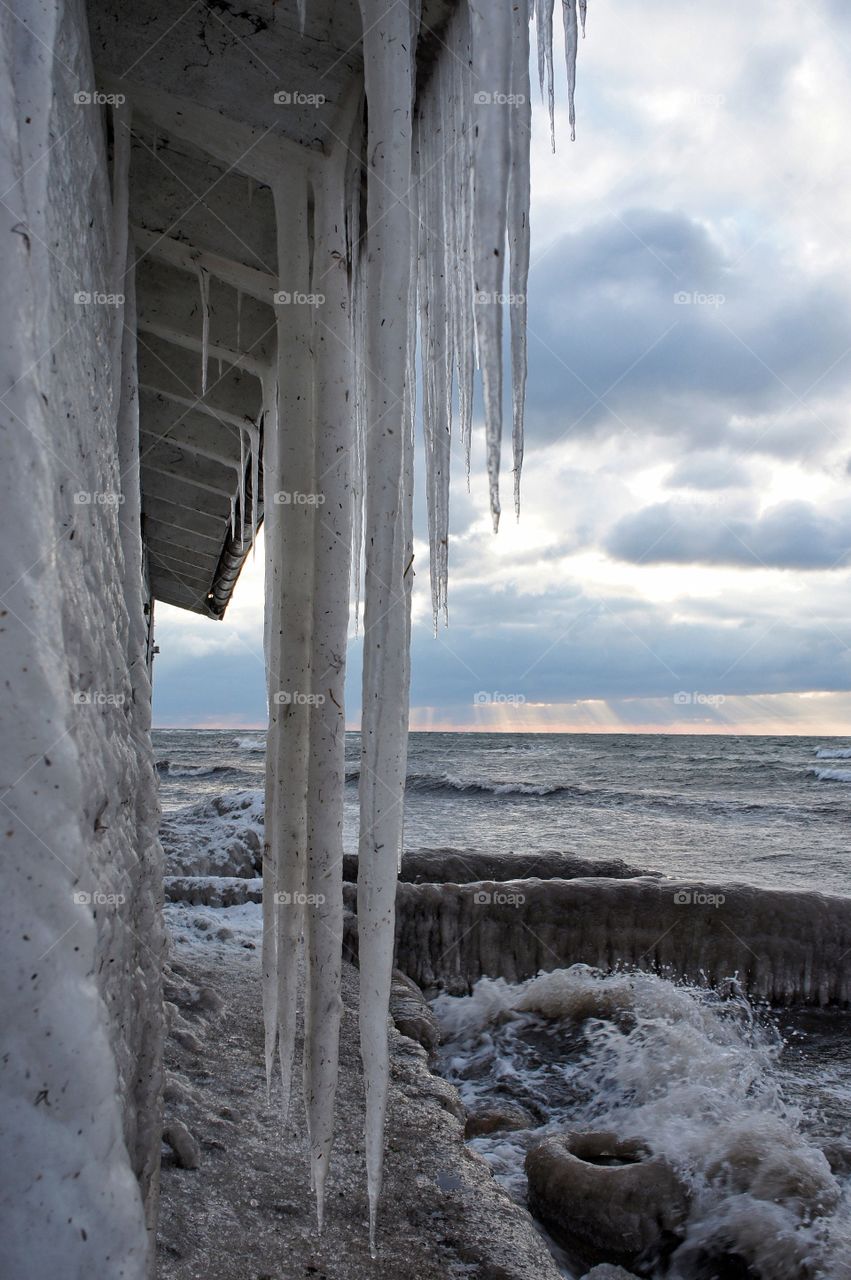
[158,906,562,1279]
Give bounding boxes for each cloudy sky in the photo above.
[153,0,851,733]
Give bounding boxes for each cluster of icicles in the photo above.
[260,0,587,1255]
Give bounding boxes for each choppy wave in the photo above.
[812,767,851,784]
[435,966,851,1279]
[233,736,265,753]
[816,747,851,760]
[156,761,238,779]
[406,772,568,797]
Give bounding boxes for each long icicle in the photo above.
[469,0,514,531]
[261,375,280,1098]
[563,0,579,141]
[509,0,532,518]
[356,0,420,1256]
[302,154,353,1232]
[197,264,210,394]
[267,168,315,1124]
[535,0,557,151]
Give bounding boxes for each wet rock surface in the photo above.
[157,947,562,1280]
[464,1102,536,1139]
[389,969,441,1056]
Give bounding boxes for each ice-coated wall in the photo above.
[343,877,851,1007]
[0,1,162,1276]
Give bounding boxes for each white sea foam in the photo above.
[233,736,265,752]
[434,966,851,1279]
[815,747,851,760]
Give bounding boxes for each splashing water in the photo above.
[434,966,851,1279]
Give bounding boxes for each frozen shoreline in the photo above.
[158,906,562,1279]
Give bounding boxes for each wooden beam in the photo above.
[132,226,278,305]
[101,75,322,182]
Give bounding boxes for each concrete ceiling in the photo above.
[86,0,455,617]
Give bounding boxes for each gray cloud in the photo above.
[665,453,753,491]
[606,500,851,570]
[524,209,851,459]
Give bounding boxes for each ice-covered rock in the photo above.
[526,1130,688,1273]
[165,876,263,908]
[160,791,264,877]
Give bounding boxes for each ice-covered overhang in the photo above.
[85,0,458,619]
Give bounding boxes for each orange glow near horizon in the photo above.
[155,690,851,736]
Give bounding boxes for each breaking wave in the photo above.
[815,746,851,760]
[434,966,851,1279]
[233,736,265,753]
[812,768,851,783]
[156,761,238,779]
[343,768,570,797]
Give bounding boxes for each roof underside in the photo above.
[86,0,456,618]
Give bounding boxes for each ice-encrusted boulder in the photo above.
[525,1131,688,1273]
